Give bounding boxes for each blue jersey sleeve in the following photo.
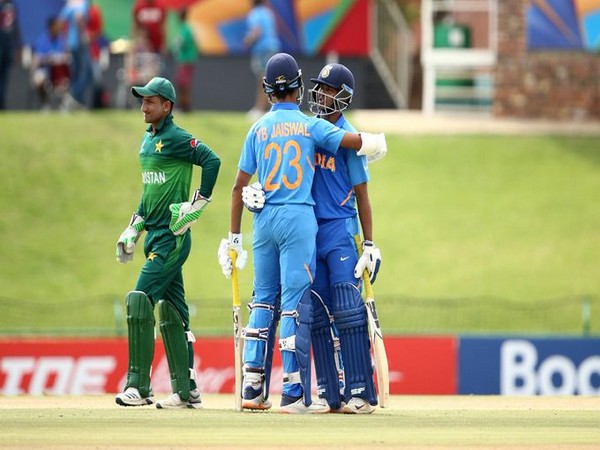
[238,125,258,176]
[308,117,346,155]
[347,149,369,186]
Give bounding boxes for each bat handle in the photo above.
[229,249,238,267]
[354,235,375,299]
[229,250,240,308]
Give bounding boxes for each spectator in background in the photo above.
[132,0,166,71]
[171,7,197,113]
[126,28,161,87]
[31,16,70,109]
[59,0,93,110]
[0,0,19,109]
[244,0,280,121]
[87,0,108,108]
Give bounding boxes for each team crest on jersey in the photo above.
[189,138,201,148]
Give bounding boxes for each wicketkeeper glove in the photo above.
[116,213,145,264]
[169,189,211,236]
[217,232,248,278]
[357,132,387,163]
[354,240,382,284]
[242,181,265,213]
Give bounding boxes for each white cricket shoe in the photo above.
[279,396,330,414]
[341,397,375,414]
[156,391,203,409]
[188,388,203,409]
[242,385,272,411]
[115,387,153,407]
[313,397,346,414]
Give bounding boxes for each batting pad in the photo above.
[125,291,155,398]
[311,291,344,410]
[333,283,377,405]
[158,300,191,401]
[295,288,313,405]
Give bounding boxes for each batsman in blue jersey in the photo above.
[218,53,386,414]
[240,63,384,414]
[308,64,381,414]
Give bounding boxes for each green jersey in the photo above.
[136,113,220,230]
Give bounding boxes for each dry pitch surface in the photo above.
[0,395,599,449]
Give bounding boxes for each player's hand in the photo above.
[357,133,387,163]
[242,181,265,213]
[354,240,382,284]
[116,213,145,264]
[217,232,248,278]
[169,189,210,236]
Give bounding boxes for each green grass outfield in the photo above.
[0,394,599,449]
[0,111,598,335]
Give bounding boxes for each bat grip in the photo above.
[229,250,241,308]
[354,235,375,299]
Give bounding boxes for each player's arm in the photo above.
[230,169,252,234]
[355,182,373,242]
[169,141,221,235]
[354,182,382,284]
[192,140,221,198]
[340,132,387,162]
[217,169,252,278]
[313,117,387,161]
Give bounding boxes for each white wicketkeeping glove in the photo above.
[242,181,265,213]
[217,232,248,278]
[116,213,145,264]
[354,240,382,284]
[357,133,387,163]
[169,189,211,236]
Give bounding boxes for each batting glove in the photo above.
[354,240,382,284]
[116,213,145,264]
[242,181,265,213]
[169,189,211,236]
[357,133,387,163]
[217,232,248,278]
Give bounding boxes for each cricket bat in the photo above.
[229,250,243,412]
[354,235,390,408]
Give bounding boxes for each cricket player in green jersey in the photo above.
[114,77,221,409]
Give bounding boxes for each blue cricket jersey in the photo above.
[246,5,280,55]
[239,103,347,206]
[313,114,370,219]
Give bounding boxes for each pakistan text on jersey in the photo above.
[255,122,311,143]
[142,171,166,184]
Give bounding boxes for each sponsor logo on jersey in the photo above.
[190,138,201,148]
[142,171,166,184]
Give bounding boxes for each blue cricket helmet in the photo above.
[309,63,355,115]
[263,53,304,104]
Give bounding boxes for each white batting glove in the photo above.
[217,232,248,278]
[169,189,211,236]
[354,240,382,284]
[116,213,145,264]
[357,133,387,163]
[242,181,265,213]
